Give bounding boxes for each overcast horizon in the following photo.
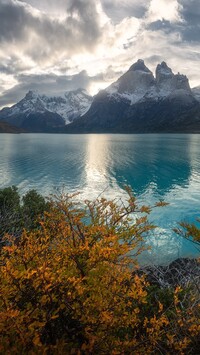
[0,0,200,108]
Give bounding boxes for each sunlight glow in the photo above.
[147,0,181,22]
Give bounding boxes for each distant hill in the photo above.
[0,121,25,133]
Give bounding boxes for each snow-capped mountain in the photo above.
[37,89,92,124]
[106,59,191,104]
[0,88,92,131]
[1,59,200,133]
[106,59,156,104]
[66,60,200,133]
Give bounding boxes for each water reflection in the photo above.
[80,134,200,263]
[81,134,122,200]
[85,135,109,191]
[79,134,194,199]
[0,134,88,195]
[106,134,192,196]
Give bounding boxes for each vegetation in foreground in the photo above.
[0,186,199,354]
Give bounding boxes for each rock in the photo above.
[142,258,200,288]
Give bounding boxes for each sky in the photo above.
[0,0,200,108]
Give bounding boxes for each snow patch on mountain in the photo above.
[1,89,92,124]
[106,60,155,104]
[192,86,200,102]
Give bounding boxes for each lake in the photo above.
[0,133,200,264]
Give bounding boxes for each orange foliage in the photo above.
[0,190,199,353]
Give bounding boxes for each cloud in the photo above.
[179,0,200,19]
[0,0,102,64]
[0,60,126,107]
[0,67,119,107]
[18,0,69,15]
[145,0,200,45]
[22,0,150,22]
[177,0,200,43]
[0,0,31,43]
[0,71,87,107]
[146,0,182,23]
[101,0,149,23]
[147,19,176,32]
[1,0,200,108]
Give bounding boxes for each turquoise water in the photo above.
[0,133,200,263]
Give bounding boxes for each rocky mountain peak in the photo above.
[64,88,90,100]
[105,59,192,105]
[128,59,151,73]
[157,61,172,72]
[174,73,191,91]
[155,62,173,84]
[106,59,155,103]
[25,90,39,100]
[155,61,191,93]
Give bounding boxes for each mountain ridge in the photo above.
[0,88,92,132]
[1,59,200,133]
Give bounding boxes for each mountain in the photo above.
[1,60,200,133]
[192,86,200,102]
[0,89,92,132]
[66,60,200,133]
[0,121,25,133]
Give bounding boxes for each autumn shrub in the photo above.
[175,219,200,252]
[0,189,199,354]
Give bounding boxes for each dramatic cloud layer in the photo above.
[0,0,200,107]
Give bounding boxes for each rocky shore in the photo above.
[141,258,200,288]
